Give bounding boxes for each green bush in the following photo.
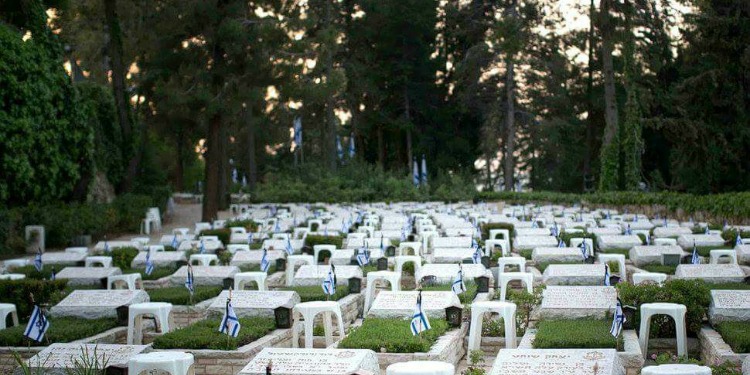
[304,235,344,249]
[152,317,275,350]
[480,223,515,241]
[284,285,350,302]
[224,219,259,232]
[721,228,750,244]
[111,247,139,269]
[148,286,222,305]
[0,317,118,346]
[705,282,750,290]
[0,279,68,318]
[121,266,178,281]
[714,322,750,353]
[338,318,449,353]
[533,319,622,350]
[559,232,597,248]
[695,245,734,257]
[12,265,76,280]
[641,264,677,275]
[617,279,710,337]
[421,281,478,305]
[199,229,231,245]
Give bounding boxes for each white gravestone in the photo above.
[542,264,607,286]
[230,250,285,267]
[629,246,685,267]
[674,264,745,283]
[170,265,240,286]
[540,286,617,319]
[367,291,462,319]
[431,248,476,263]
[51,290,150,319]
[532,247,586,264]
[491,349,625,375]
[590,228,623,236]
[515,228,552,237]
[238,348,381,375]
[416,263,491,284]
[292,265,363,286]
[737,245,750,265]
[131,251,187,268]
[709,290,750,323]
[21,344,148,375]
[597,235,642,251]
[177,240,223,252]
[676,234,725,250]
[208,290,300,319]
[41,252,86,265]
[513,236,559,251]
[55,267,122,286]
[653,227,692,238]
[329,249,356,265]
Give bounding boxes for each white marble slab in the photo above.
[292,265,363,286]
[540,286,618,319]
[709,290,750,323]
[490,349,624,375]
[230,250,285,267]
[532,247,586,264]
[55,267,122,286]
[208,290,299,318]
[676,234,725,250]
[542,264,608,286]
[629,246,685,267]
[131,251,187,267]
[514,236,559,251]
[23,344,148,374]
[597,235,642,251]
[367,291,462,319]
[51,290,149,319]
[239,348,381,375]
[674,264,745,283]
[170,265,240,286]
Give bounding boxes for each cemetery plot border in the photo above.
[698,326,748,370]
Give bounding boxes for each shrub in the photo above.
[304,235,344,249]
[224,219,259,232]
[199,229,231,245]
[641,265,677,275]
[284,285,350,302]
[152,317,275,350]
[12,265,75,280]
[148,286,222,305]
[0,279,68,318]
[0,317,118,346]
[617,279,710,337]
[111,247,139,270]
[338,318,449,353]
[559,232,596,248]
[533,319,622,350]
[480,223,515,241]
[714,322,750,353]
[503,286,544,331]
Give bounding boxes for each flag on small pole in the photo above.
[171,234,179,249]
[285,237,294,255]
[412,157,420,187]
[248,233,254,245]
[50,266,56,281]
[322,264,337,298]
[145,250,154,276]
[336,135,344,161]
[104,236,110,253]
[610,298,626,338]
[356,248,369,267]
[736,233,743,246]
[219,288,241,337]
[199,240,206,254]
[472,246,482,264]
[34,248,43,272]
[579,241,589,260]
[451,265,466,295]
[185,264,195,296]
[558,237,565,248]
[260,249,270,272]
[348,134,355,158]
[604,264,611,286]
[420,155,428,185]
[691,241,700,264]
[410,290,431,336]
[24,304,49,343]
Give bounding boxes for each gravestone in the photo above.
[515,228,553,237]
[532,247,586,264]
[540,286,617,319]
[41,252,86,265]
[292,265,363,286]
[676,234,725,250]
[20,344,148,375]
[674,264,745,283]
[177,240,223,252]
[208,290,300,319]
[653,227,692,238]
[542,264,607,286]
[55,267,122,286]
[229,250,285,267]
[238,348,381,375]
[367,291,462,319]
[50,290,150,319]
[417,263,490,284]
[431,248,476,263]
[490,349,625,375]
[597,235,642,251]
[629,246,685,267]
[737,245,750,265]
[514,236,559,251]
[709,290,750,323]
[329,249,356,265]
[131,250,187,267]
[170,265,240,286]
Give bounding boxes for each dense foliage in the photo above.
[0,317,118,346]
[533,319,622,350]
[338,318,449,353]
[152,317,275,350]
[0,279,68,318]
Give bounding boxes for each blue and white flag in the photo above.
[412,157,420,187]
[380,235,385,252]
[472,246,482,264]
[50,267,56,281]
[691,241,700,264]
[401,227,407,242]
[104,237,110,253]
[322,265,337,295]
[705,226,710,235]
[606,210,611,219]
[558,238,565,248]
[171,234,179,249]
[356,248,369,266]
[420,155,428,185]
[625,225,632,236]
[550,223,558,237]
[185,264,195,294]
[736,234,743,246]
[336,135,344,160]
[24,305,49,342]
[531,219,538,229]
[285,237,294,255]
[634,214,639,222]
[145,250,154,276]
[579,241,588,260]
[604,264,611,286]
[610,298,626,338]
[410,291,431,336]
[293,117,302,148]
[260,249,271,272]
[247,233,254,245]
[34,248,43,272]
[663,217,668,227]
[219,299,241,338]
[472,237,479,250]
[199,240,206,254]
[645,235,651,246]
[274,220,281,233]
[348,134,355,158]
[231,168,238,184]
[451,268,466,295]
[324,227,329,237]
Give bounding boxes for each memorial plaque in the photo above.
[170,265,240,286]
[490,349,624,375]
[629,246,685,267]
[239,348,381,375]
[229,250,285,267]
[417,263,490,284]
[22,344,148,375]
[597,235,642,251]
[131,251,187,267]
[674,264,745,283]
[532,247,585,264]
[41,252,86,265]
[542,264,607,286]
[514,236,559,251]
[367,291,462,319]
[55,267,122,286]
[709,290,750,323]
[292,265,363,286]
[51,290,149,319]
[540,286,617,319]
[208,290,300,319]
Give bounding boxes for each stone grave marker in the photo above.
[709,290,750,323]
[629,246,685,267]
[676,234,725,250]
[597,235,642,251]
[41,252,86,265]
[130,251,187,267]
[491,349,625,375]
[50,290,149,319]
[229,250,285,267]
[416,263,490,284]
[431,248,476,263]
[674,264,745,283]
[514,236,559,251]
[540,286,617,319]
[20,344,148,375]
[367,291,462,319]
[292,265,363,286]
[170,265,240,286]
[238,348,381,375]
[208,290,300,319]
[532,247,586,264]
[542,264,607,286]
[55,267,122,286]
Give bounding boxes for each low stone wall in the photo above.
[143,275,172,289]
[699,326,747,370]
[172,298,214,329]
[372,322,468,370]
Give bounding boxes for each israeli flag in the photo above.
[625,225,632,235]
[558,238,565,248]
[260,249,270,272]
[242,175,247,187]
[550,223,558,237]
[634,214,639,222]
[451,268,466,295]
[401,227,407,242]
[274,220,281,233]
[34,248,43,272]
[199,240,206,254]
[348,134,355,158]
[704,226,710,235]
[285,237,294,255]
[420,155,428,185]
[663,217,668,227]
[231,168,238,184]
[293,117,302,148]
[50,267,56,281]
[185,264,195,294]
[412,157,420,187]
[472,237,479,250]
[324,227,329,237]
[356,248,369,266]
[579,241,588,260]
[604,264,611,286]
[171,234,179,249]
[219,299,241,338]
[410,291,431,336]
[145,250,154,276]
[322,265,337,295]
[341,221,349,234]
[24,305,49,342]
[610,298,626,338]
[736,234,743,246]
[380,234,385,252]
[104,238,110,253]
[606,210,611,219]
[691,241,700,264]
[645,235,651,246]
[531,220,538,229]
[247,233,254,245]
[336,135,344,160]
[472,246,482,264]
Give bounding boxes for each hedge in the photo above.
[480,223,514,241]
[0,317,119,346]
[533,319,622,350]
[714,322,750,353]
[148,286,222,305]
[338,318,449,353]
[0,279,68,318]
[199,229,231,245]
[305,235,344,250]
[224,219,259,232]
[110,247,139,269]
[152,317,275,350]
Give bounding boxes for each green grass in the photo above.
[239,264,278,274]
[0,317,119,346]
[147,286,222,305]
[641,264,677,275]
[284,285,350,302]
[533,319,623,350]
[338,318,449,353]
[152,317,275,350]
[121,266,178,280]
[420,281,478,305]
[695,245,734,257]
[714,322,750,353]
[705,282,750,290]
[518,249,533,260]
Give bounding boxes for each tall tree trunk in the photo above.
[583,0,596,191]
[218,123,229,210]
[246,106,258,191]
[103,0,135,192]
[503,58,516,192]
[404,86,413,172]
[324,0,337,171]
[175,130,185,192]
[598,0,620,191]
[202,114,221,222]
